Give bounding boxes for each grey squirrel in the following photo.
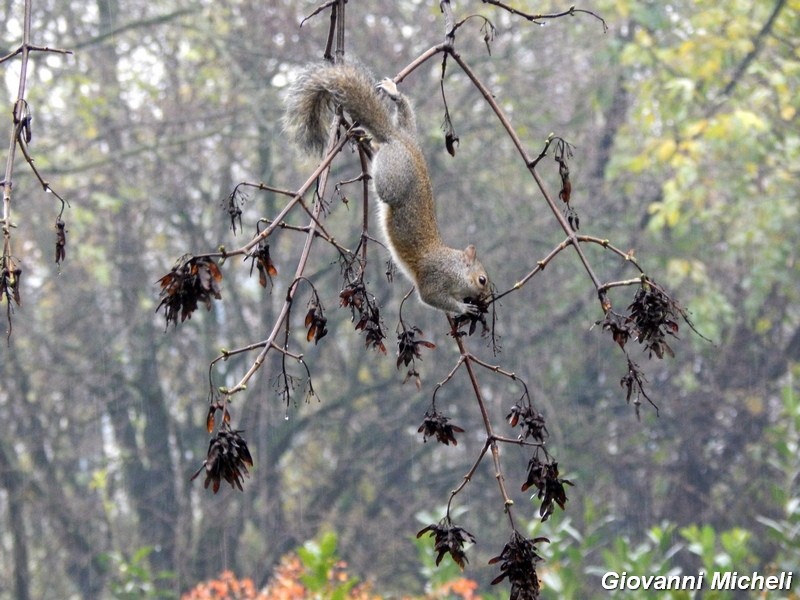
[284,62,490,316]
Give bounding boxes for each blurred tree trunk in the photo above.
[94,0,179,575]
[0,442,30,600]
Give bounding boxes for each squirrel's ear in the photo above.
[463,245,477,263]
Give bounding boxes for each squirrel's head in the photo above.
[463,245,490,298]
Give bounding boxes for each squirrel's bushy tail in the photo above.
[284,62,395,156]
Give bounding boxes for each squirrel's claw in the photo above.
[456,300,482,317]
[376,78,400,101]
[457,295,492,318]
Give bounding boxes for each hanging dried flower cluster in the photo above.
[416,519,476,569]
[418,409,465,446]
[156,256,222,327]
[489,531,549,600]
[191,428,253,493]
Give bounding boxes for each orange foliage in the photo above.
[437,577,480,600]
[182,555,481,600]
[259,555,308,600]
[182,570,263,600]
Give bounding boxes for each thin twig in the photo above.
[431,356,466,408]
[220,1,349,397]
[447,49,615,311]
[480,1,608,32]
[448,316,516,528]
[446,439,491,516]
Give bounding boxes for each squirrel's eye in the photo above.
[478,276,487,286]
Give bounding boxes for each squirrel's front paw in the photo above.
[450,299,490,335]
[457,301,481,316]
[376,78,400,100]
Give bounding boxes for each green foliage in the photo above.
[516,379,800,599]
[680,524,754,573]
[608,0,800,342]
[99,547,177,600]
[527,505,611,599]
[756,375,800,572]
[297,531,359,600]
